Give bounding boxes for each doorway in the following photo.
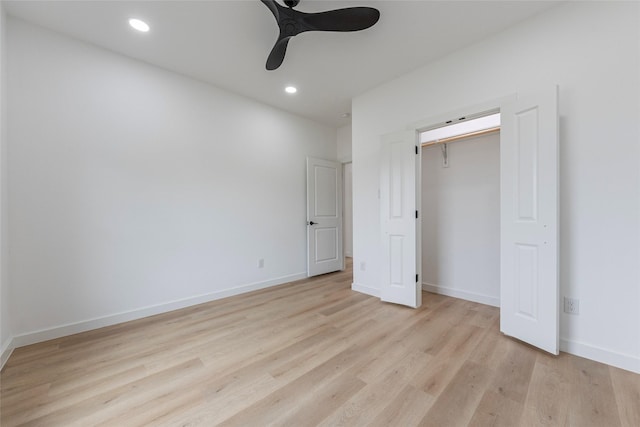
[420,117,501,307]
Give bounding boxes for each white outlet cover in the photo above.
[563,297,579,315]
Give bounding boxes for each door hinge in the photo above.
[416,274,419,283]
[415,145,419,155]
[415,210,419,219]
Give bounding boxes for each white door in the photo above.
[380,131,422,308]
[307,157,343,277]
[500,86,559,354]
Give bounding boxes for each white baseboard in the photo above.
[1,336,14,370]
[352,282,379,298]
[10,272,307,350]
[7,275,638,376]
[560,338,640,374]
[421,284,639,373]
[422,282,500,307]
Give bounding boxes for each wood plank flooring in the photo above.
[2,262,639,426]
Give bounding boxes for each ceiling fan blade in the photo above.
[301,7,380,32]
[260,0,280,20]
[260,2,381,70]
[266,37,291,70]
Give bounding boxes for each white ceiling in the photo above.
[4,0,562,127]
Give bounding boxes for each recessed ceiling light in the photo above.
[285,86,297,94]
[129,18,150,33]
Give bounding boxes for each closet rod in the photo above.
[421,126,500,148]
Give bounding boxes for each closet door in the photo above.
[500,86,559,354]
[380,131,421,308]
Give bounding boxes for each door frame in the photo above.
[407,96,513,137]
[410,97,509,302]
[342,161,353,260]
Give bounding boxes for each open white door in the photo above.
[380,131,422,308]
[500,86,559,354]
[307,157,343,277]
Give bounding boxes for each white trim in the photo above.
[422,282,500,307]
[1,337,14,370]
[422,283,639,374]
[10,272,306,349]
[560,338,640,374]
[407,94,516,133]
[352,282,379,298]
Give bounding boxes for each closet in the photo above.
[420,116,500,307]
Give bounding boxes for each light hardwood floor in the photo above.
[2,262,639,426]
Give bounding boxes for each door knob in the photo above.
[308,221,317,225]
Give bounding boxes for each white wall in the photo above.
[338,124,353,258]
[422,133,500,306]
[352,2,640,373]
[0,2,11,367]
[7,18,336,344]
[337,124,352,163]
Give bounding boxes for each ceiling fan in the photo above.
[260,0,380,70]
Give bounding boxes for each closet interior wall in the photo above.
[421,131,500,307]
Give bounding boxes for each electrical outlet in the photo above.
[360,261,366,271]
[564,297,579,315]
[258,258,264,268]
